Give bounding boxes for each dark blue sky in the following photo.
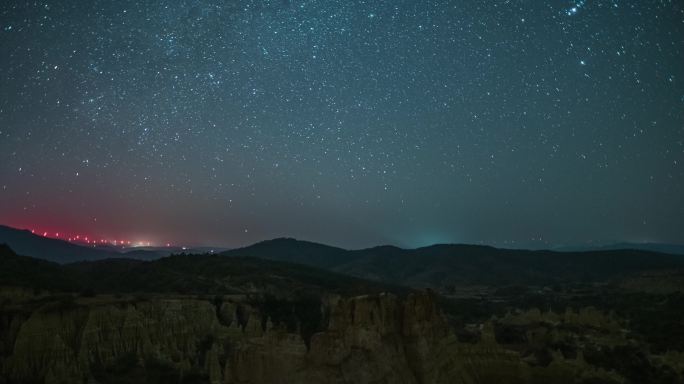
[1,0,683,248]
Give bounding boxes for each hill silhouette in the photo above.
[223,238,359,268]
[555,242,684,255]
[0,244,401,297]
[2,223,683,288]
[0,225,170,263]
[223,239,684,287]
[0,225,120,263]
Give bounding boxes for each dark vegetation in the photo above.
[252,293,326,348]
[0,244,403,297]
[438,282,684,384]
[441,283,684,352]
[90,353,204,384]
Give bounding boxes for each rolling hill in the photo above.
[3,222,683,289]
[0,225,168,263]
[0,244,401,297]
[0,225,120,263]
[555,242,684,255]
[223,238,684,287]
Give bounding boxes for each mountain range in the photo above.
[220,238,684,288]
[554,242,684,255]
[2,224,683,290]
[0,243,400,297]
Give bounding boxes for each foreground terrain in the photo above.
[1,243,683,383]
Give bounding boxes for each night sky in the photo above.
[1,0,683,249]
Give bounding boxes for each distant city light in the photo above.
[26,226,184,250]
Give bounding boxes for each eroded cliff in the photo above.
[0,291,625,384]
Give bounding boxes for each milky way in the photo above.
[1,0,683,248]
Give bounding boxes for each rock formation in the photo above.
[0,292,626,383]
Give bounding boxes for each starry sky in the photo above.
[1,0,683,249]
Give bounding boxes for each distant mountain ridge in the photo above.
[0,244,401,296]
[223,238,684,287]
[2,224,683,288]
[554,242,684,255]
[223,237,357,268]
[0,225,121,263]
[0,225,225,263]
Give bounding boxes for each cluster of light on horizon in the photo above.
[27,227,174,249]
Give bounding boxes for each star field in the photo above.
[1,0,683,248]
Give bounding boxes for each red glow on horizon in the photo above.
[25,225,177,249]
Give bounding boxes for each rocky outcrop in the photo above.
[0,292,622,384]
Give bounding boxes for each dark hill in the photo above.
[0,245,402,297]
[341,244,684,286]
[555,242,684,255]
[223,237,360,269]
[0,225,119,263]
[3,221,682,290]
[0,225,166,263]
[223,240,684,288]
[0,244,76,291]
